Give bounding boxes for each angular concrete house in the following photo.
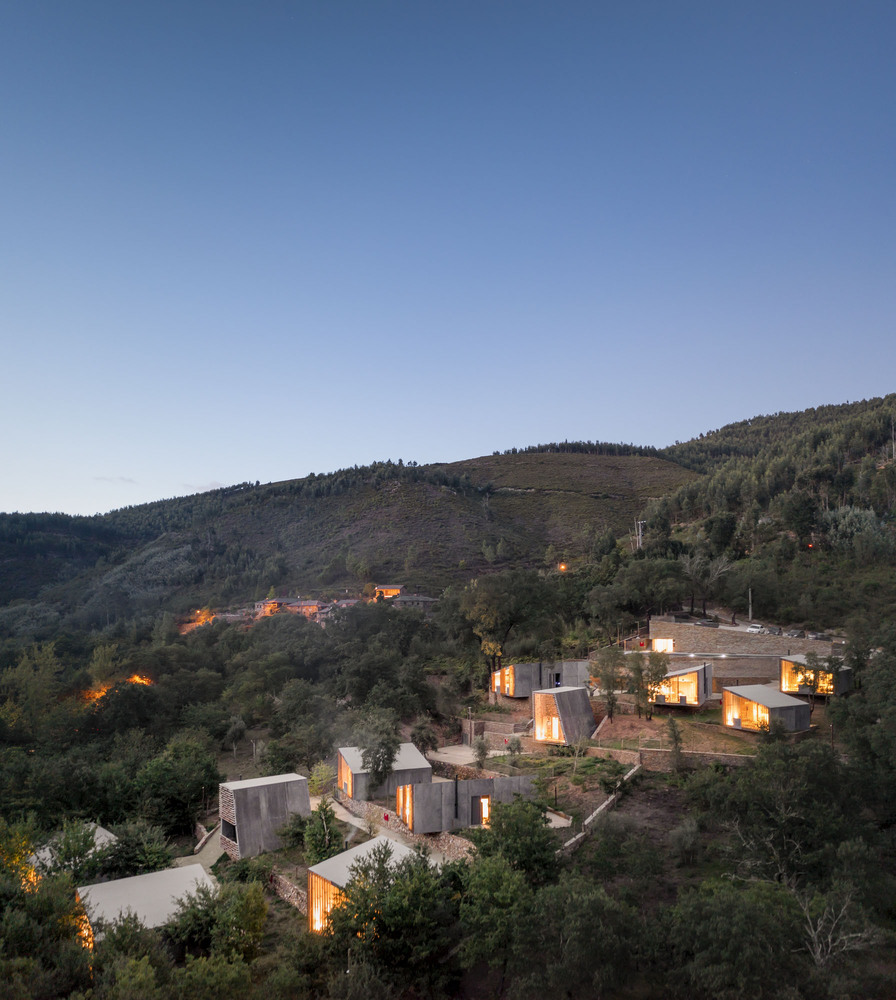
[337,743,432,800]
[307,835,417,933]
[78,864,215,943]
[219,773,311,860]
[533,686,596,745]
[652,662,713,708]
[780,656,852,697]
[723,685,811,733]
[491,659,591,698]
[395,775,536,834]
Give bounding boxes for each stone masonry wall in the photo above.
[649,619,841,657]
[270,872,307,914]
[218,785,235,825]
[337,794,474,862]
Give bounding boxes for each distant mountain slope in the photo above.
[3,393,894,639]
[0,452,696,635]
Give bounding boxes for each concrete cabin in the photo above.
[395,775,536,834]
[307,835,417,932]
[780,656,852,697]
[492,659,591,699]
[337,742,432,800]
[652,662,713,708]
[78,864,215,943]
[33,822,117,873]
[533,686,596,745]
[723,685,811,733]
[219,773,311,860]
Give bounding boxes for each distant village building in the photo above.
[374,584,405,599]
[391,592,438,611]
[336,743,431,800]
[219,774,311,860]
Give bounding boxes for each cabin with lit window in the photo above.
[336,743,432,801]
[307,835,417,933]
[780,656,852,697]
[491,660,591,699]
[723,685,811,733]
[652,662,712,708]
[533,686,596,745]
[219,774,311,860]
[78,865,215,944]
[374,584,405,599]
[395,775,536,834]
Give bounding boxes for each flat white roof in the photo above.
[221,772,306,791]
[724,685,806,709]
[78,864,215,929]
[308,835,417,888]
[664,663,708,679]
[338,743,431,774]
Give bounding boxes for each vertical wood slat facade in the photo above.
[308,870,342,932]
[337,753,353,797]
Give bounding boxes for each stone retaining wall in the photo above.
[270,871,307,914]
[649,619,842,657]
[638,748,753,771]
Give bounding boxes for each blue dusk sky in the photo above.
[2,2,894,516]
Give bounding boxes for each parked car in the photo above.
[785,629,806,638]
[762,625,783,636]
[808,631,831,641]
[747,623,763,634]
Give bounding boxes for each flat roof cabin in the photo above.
[307,835,417,933]
[533,686,596,745]
[652,662,713,707]
[77,864,215,944]
[780,656,852,697]
[219,773,311,860]
[395,775,536,834]
[723,685,811,733]
[337,742,432,801]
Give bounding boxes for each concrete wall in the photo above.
[336,794,475,862]
[409,776,536,834]
[357,765,432,801]
[221,777,311,859]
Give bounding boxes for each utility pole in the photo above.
[748,587,753,622]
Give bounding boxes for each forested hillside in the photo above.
[0,453,696,637]
[3,396,896,999]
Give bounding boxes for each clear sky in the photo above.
[2,1,894,516]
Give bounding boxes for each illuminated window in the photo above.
[396,785,413,830]
[479,796,490,826]
[653,638,674,653]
